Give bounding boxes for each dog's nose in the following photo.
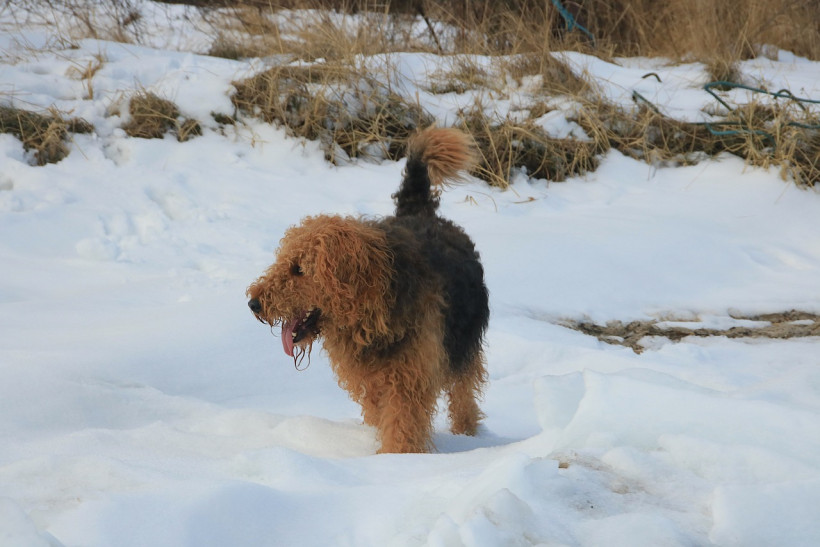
[248,299,262,313]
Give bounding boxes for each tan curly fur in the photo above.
[247,127,488,454]
[407,126,478,187]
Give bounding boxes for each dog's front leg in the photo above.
[370,369,437,454]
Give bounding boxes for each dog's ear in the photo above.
[306,216,393,345]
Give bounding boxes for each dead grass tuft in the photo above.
[574,96,820,188]
[0,104,92,165]
[428,58,496,95]
[722,101,820,188]
[231,63,433,163]
[206,33,266,60]
[122,91,201,142]
[576,102,719,165]
[704,58,743,88]
[505,53,594,97]
[458,106,602,188]
[65,53,106,100]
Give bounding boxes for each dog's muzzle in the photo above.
[248,298,262,314]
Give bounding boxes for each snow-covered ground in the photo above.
[2,3,820,546]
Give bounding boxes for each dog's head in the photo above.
[247,215,394,363]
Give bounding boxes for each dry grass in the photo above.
[15,1,820,61]
[722,101,820,188]
[458,106,602,188]
[231,63,432,163]
[65,53,106,100]
[122,91,202,142]
[576,102,722,165]
[428,57,496,95]
[200,0,819,189]
[504,53,594,97]
[435,0,820,60]
[704,58,743,88]
[0,104,92,165]
[7,0,819,187]
[572,95,820,187]
[199,2,434,62]
[207,32,271,60]
[10,0,146,44]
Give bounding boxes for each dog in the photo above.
[247,127,489,453]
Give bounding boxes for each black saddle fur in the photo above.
[371,153,490,374]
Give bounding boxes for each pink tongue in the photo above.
[281,320,295,357]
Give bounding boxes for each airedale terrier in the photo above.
[247,127,489,453]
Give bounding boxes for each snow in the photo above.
[2,4,820,546]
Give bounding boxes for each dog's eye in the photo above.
[290,263,304,276]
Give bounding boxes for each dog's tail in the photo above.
[393,127,477,217]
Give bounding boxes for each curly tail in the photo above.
[392,127,477,217]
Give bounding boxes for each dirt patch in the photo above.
[565,311,820,353]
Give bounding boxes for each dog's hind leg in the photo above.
[446,350,487,436]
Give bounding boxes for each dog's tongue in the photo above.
[281,320,295,357]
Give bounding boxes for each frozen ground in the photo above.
[1,3,820,546]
